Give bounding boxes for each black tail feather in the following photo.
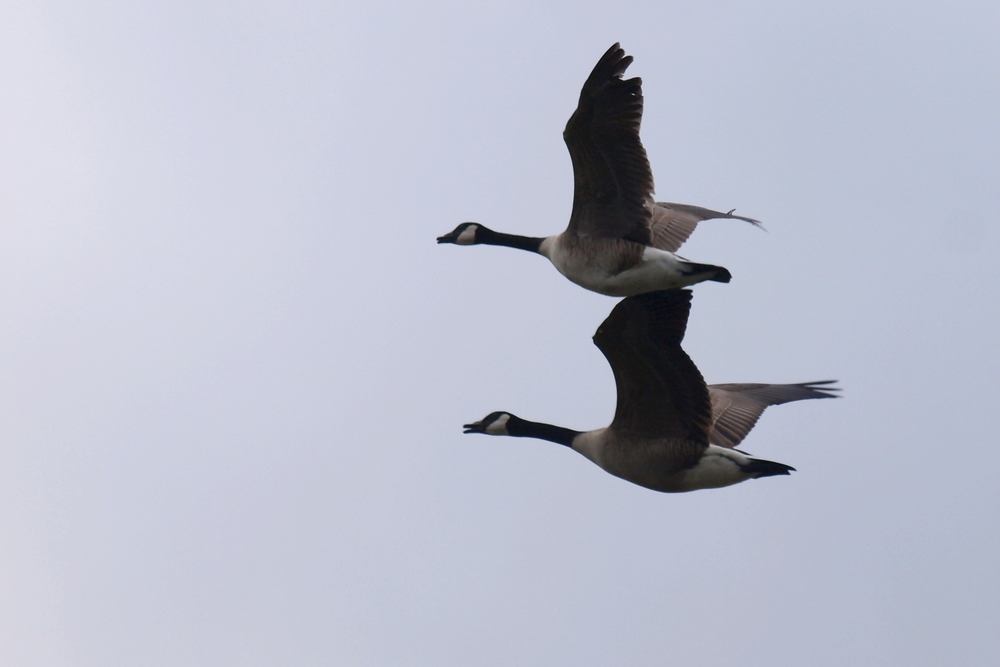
[741,458,795,478]
[684,262,731,283]
[709,266,732,283]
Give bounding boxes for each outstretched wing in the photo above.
[592,290,712,457]
[707,381,840,448]
[564,44,653,245]
[649,202,762,253]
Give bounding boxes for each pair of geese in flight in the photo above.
[438,44,837,493]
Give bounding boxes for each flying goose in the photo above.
[462,290,838,492]
[437,43,761,297]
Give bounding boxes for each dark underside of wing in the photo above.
[592,290,712,461]
[707,381,840,448]
[564,43,654,246]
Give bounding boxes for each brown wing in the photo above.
[564,43,653,245]
[707,381,840,448]
[592,290,712,455]
[649,202,763,253]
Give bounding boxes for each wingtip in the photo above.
[801,380,842,398]
[603,42,624,62]
[586,43,634,88]
[724,209,765,229]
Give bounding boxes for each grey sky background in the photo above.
[2,1,998,665]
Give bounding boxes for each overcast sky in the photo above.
[2,1,998,665]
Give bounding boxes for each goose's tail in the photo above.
[682,261,732,284]
[740,457,795,479]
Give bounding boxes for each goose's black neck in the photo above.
[507,416,580,447]
[479,228,545,254]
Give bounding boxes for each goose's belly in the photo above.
[662,446,758,492]
[544,241,696,297]
[574,434,753,493]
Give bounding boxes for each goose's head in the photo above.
[437,222,487,245]
[463,411,515,435]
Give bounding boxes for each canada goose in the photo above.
[437,43,760,297]
[462,290,838,492]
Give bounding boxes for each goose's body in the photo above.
[539,232,726,297]
[568,428,777,493]
[438,44,760,297]
[463,290,838,493]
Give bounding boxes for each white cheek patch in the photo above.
[486,413,510,435]
[456,225,478,245]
